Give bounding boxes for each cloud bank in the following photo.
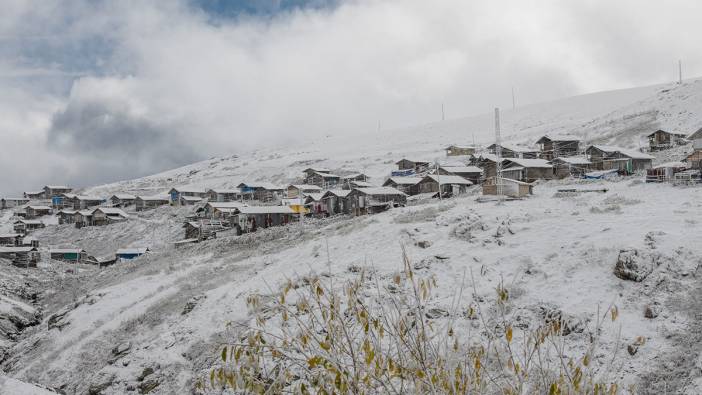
[1,0,702,195]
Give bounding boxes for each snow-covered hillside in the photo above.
[2,80,702,394]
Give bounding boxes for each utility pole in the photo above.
[435,162,442,201]
[494,108,503,198]
[442,103,445,121]
[679,60,682,84]
[511,86,516,110]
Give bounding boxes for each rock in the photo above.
[613,249,658,282]
[434,254,449,260]
[644,304,661,319]
[181,295,206,315]
[537,305,587,336]
[87,373,116,395]
[47,310,70,331]
[138,379,160,394]
[137,367,155,382]
[112,342,132,356]
[415,240,432,249]
[413,257,435,270]
[425,307,449,319]
[627,344,639,356]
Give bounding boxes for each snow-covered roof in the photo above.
[94,207,129,217]
[44,185,70,190]
[488,144,538,153]
[423,175,473,185]
[76,210,94,216]
[0,246,37,253]
[303,167,330,173]
[57,209,77,215]
[352,187,407,196]
[688,127,702,140]
[322,189,352,198]
[111,193,136,200]
[485,176,532,186]
[653,161,687,169]
[24,191,43,195]
[646,129,687,137]
[503,158,553,168]
[116,247,149,255]
[237,182,283,190]
[207,202,245,209]
[384,177,423,185]
[75,195,103,201]
[304,193,325,202]
[206,189,238,194]
[15,219,43,225]
[180,196,204,202]
[536,134,581,143]
[550,157,591,165]
[170,187,206,194]
[50,248,86,254]
[445,144,476,149]
[340,173,367,179]
[137,195,170,201]
[61,193,78,199]
[439,166,483,174]
[587,145,654,160]
[0,233,22,238]
[288,184,323,191]
[237,206,295,215]
[349,181,374,188]
[395,158,430,164]
[312,171,340,178]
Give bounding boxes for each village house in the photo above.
[43,185,72,199]
[50,248,89,263]
[321,190,351,216]
[168,187,208,205]
[180,195,204,206]
[21,236,39,248]
[685,149,702,170]
[23,191,45,200]
[304,193,327,217]
[56,209,77,224]
[109,193,136,207]
[281,197,309,215]
[0,198,29,210]
[92,207,129,226]
[237,182,284,202]
[647,129,687,151]
[472,154,501,179]
[0,246,40,267]
[286,184,323,198]
[417,175,473,197]
[585,145,654,173]
[25,205,52,219]
[344,180,374,189]
[445,145,476,157]
[52,193,77,209]
[13,219,44,235]
[382,177,423,196]
[303,169,341,188]
[437,166,483,184]
[395,159,431,175]
[482,177,533,198]
[550,157,592,178]
[0,233,23,246]
[347,187,407,216]
[486,144,539,159]
[502,159,554,182]
[340,173,368,182]
[135,195,170,211]
[116,247,149,261]
[230,206,296,234]
[206,188,239,202]
[200,202,244,219]
[73,210,94,228]
[183,219,228,241]
[646,162,688,183]
[71,195,104,210]
[535,135,581,160]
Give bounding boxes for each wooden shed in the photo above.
[395,159,431,174]
[535,135,581,160]
[647,130,687,151]
[304,171,340,188]
[286,184,323,198]
[382,177,423,196]
[0,233,23,246]
[135,195,170,211]
[56,209,77,224]
[92,207,129,226]
[109,194,136,207]
[482,177,533,198]
[0,246,40,267]
[486,144,539,159]
[347,187,407,216]
[417,175,473,197]
[321,190,352,216]
[168,187,207,205]
[437,166,483,184]
[206,189,239,202]
[445,145,476,157]
[23,191,45,200]
[25,205,52,219]
[50,248,89,263]
[73,210,94,228]
[585,145,654,173]
[201,202,245,219]
[43,185,72,199]
[72,196,104,210]
[304,193,328,217]
[684,149,702,170]
[230,206,296,233]
[1,198,29,210]
[550,157,592,178]
[13,220,44,234]
[502,159,554,182]
[237,182,284,202]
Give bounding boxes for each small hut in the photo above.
[445,145,476,157]
[50,248,89,263]
[135,195,170,211]
[417,175,473,197]
[321,190,351,216]
[482,177,533,198]
[347,187,407,216]
[647,130,687,151]
[109,194,136,207]
[0,246,40,267]
[382,177,423,196]
[535,135,581,160]
[550,157,591,178]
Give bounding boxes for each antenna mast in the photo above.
[494,108,503,197]
[442,103,445,121]
[679,60,682,84]
[511,86,516,110]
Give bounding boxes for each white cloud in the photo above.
[1,0,702,195]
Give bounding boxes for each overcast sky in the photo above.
[1,0,701,196]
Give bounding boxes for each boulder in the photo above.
[644,304,661,319]
[614,249,658,282]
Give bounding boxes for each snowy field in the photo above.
[1,80,702,393]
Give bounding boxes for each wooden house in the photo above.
[417,175,473,196]
[237,183,284,202]
[286,184,323,198]
[72,196,104,210]
[647,130,687,151]
[347,187,407,216]
[73,210,94,228]
[321,190,351,216]
[201,202,245,219]
[109,194,136,207]
[340,173,368,182]
[535,135,581,160]
[25,205,52,219]
[13,220,44,234]
[135,195,170,211]
[92,207,128,226]
[302,167,331,177]
[183,220,227,241]
[56,209,77,224]
[437,166,483,184]
[116,247,149,261]
[52,193,77,209]
[646,162,688,183]
[502,159,554,182]
[21,236,39,248]
[395,159,431,174]
[473,154,500,179]
[304,193,327,217]
[550,157,592,178]
[1,198,29,210]
[0,246,40,267]
[179,195,204,206]
[344,180,374,189]
[43,185,72,199]
[382,177,423,196]
[50,248,88,263]
[445,145,476,157]
[281,198,309,215]
[230,206,296,234]
[304,171,340,188]
[0,233,23,246]
[486,144,539,159]
[23,191,45,200]
[684,149,702,170]
[206,189,239,202]
[482,177,533,198]
[585,145,654,173]
[168,187,207,205]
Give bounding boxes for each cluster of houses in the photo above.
[1,128,701,267]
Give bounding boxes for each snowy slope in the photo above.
[2,80,702,394]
